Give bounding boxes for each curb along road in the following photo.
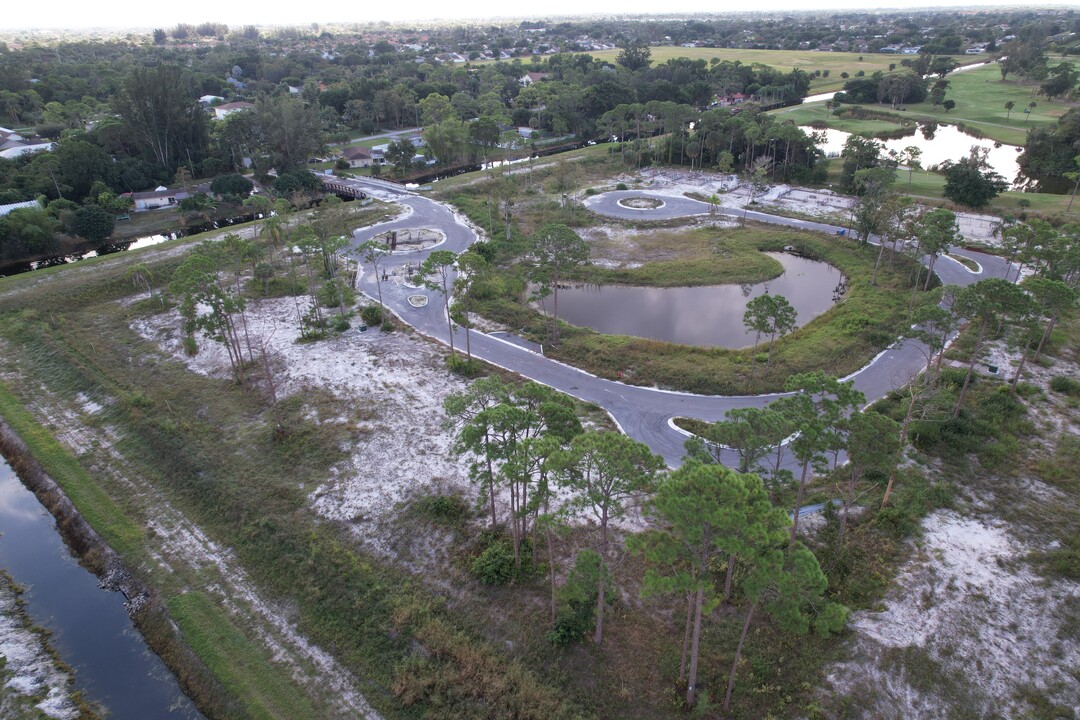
[330,175,1011,469]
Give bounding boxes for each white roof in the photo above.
[0,199,41,217]
[0,142,54,159]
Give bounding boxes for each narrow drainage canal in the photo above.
[0,458,203,719]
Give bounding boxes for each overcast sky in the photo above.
[6,0,1073,31]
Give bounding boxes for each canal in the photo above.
[0,458,203,719]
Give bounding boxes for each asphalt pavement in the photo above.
[332,176,1011,468]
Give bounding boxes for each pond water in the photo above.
[0,459,204,719]
[807,124,1024,185]
[538,253,843,348]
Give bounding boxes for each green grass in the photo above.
[0,381,144,558]
[773,103,914,137]
[167,592,321,720]
[469,223,923,395]
[774,63,1068,146]
[580,47,984,93]
[0,224,585,720]
[568,226,785,287]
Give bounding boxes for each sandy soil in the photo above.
[822,333,1080,718]
[604,167,1008,247]
[1,340,383,720]
[0,578,80,720]
[825,510,1080,718]
[132,297,475,562]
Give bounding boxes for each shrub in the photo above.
[584,188,597,196]
[615,182,628,191]
[380,320,395,332]
[471,539,517,585]
[1049,375,1080,397]
[549,549,607,645]
[360,305,383,327]
[447,355,484,378]
[414,494,471,526]
[318,279,356,309]
[331,314,350,332]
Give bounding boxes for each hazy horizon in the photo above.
[3,0,1072,33]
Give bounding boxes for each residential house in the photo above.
[0,142,54,160]
[342,146,373,168]
[0,199,41,217]
[126,186,190,211]
[213,102,255,120]
[519,72,549,86]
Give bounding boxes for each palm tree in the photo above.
[1004,100,1015,120]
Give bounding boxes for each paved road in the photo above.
[330,127,423,148]
[337,177,1010,468]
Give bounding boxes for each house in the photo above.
[213,102,255,120]
[713,92,748,107]
[127,186,190,211]
[342,146,372,168]
[0,128,25,143]
[0,142,54,160]
[519,72,549,86]
[0,199,41,217]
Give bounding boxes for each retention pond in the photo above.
[539,252,843,348]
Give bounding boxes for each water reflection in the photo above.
[538,253,841,348]
[808,124,1024,185]
[0,461,204,719]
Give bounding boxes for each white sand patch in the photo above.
[0,343,384,718]
[825,509,1080,717]
[131,297,475,553]
[605,168,1011,247]
[0,581,80,720]
[75,392,102,415]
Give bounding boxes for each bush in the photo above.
[360,305,383,327]
[584,188,597,196]
[318,279,356,309]
[615,182,628,191]
[1049,375,1080,397]
[331,315,350,332]
[414,494,471,526]
[549,549,606,645]
[447,355,484,378]
[380,320,395,332]
[471,539,517,585]
[210,173,254,199]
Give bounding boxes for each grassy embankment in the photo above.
[0,213,587,720]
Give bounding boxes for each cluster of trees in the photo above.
[1021,106,1080,182]
[168,195,362,384]
[621,105,826,182]
[835,68,929,107]
[444,375,848,712]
